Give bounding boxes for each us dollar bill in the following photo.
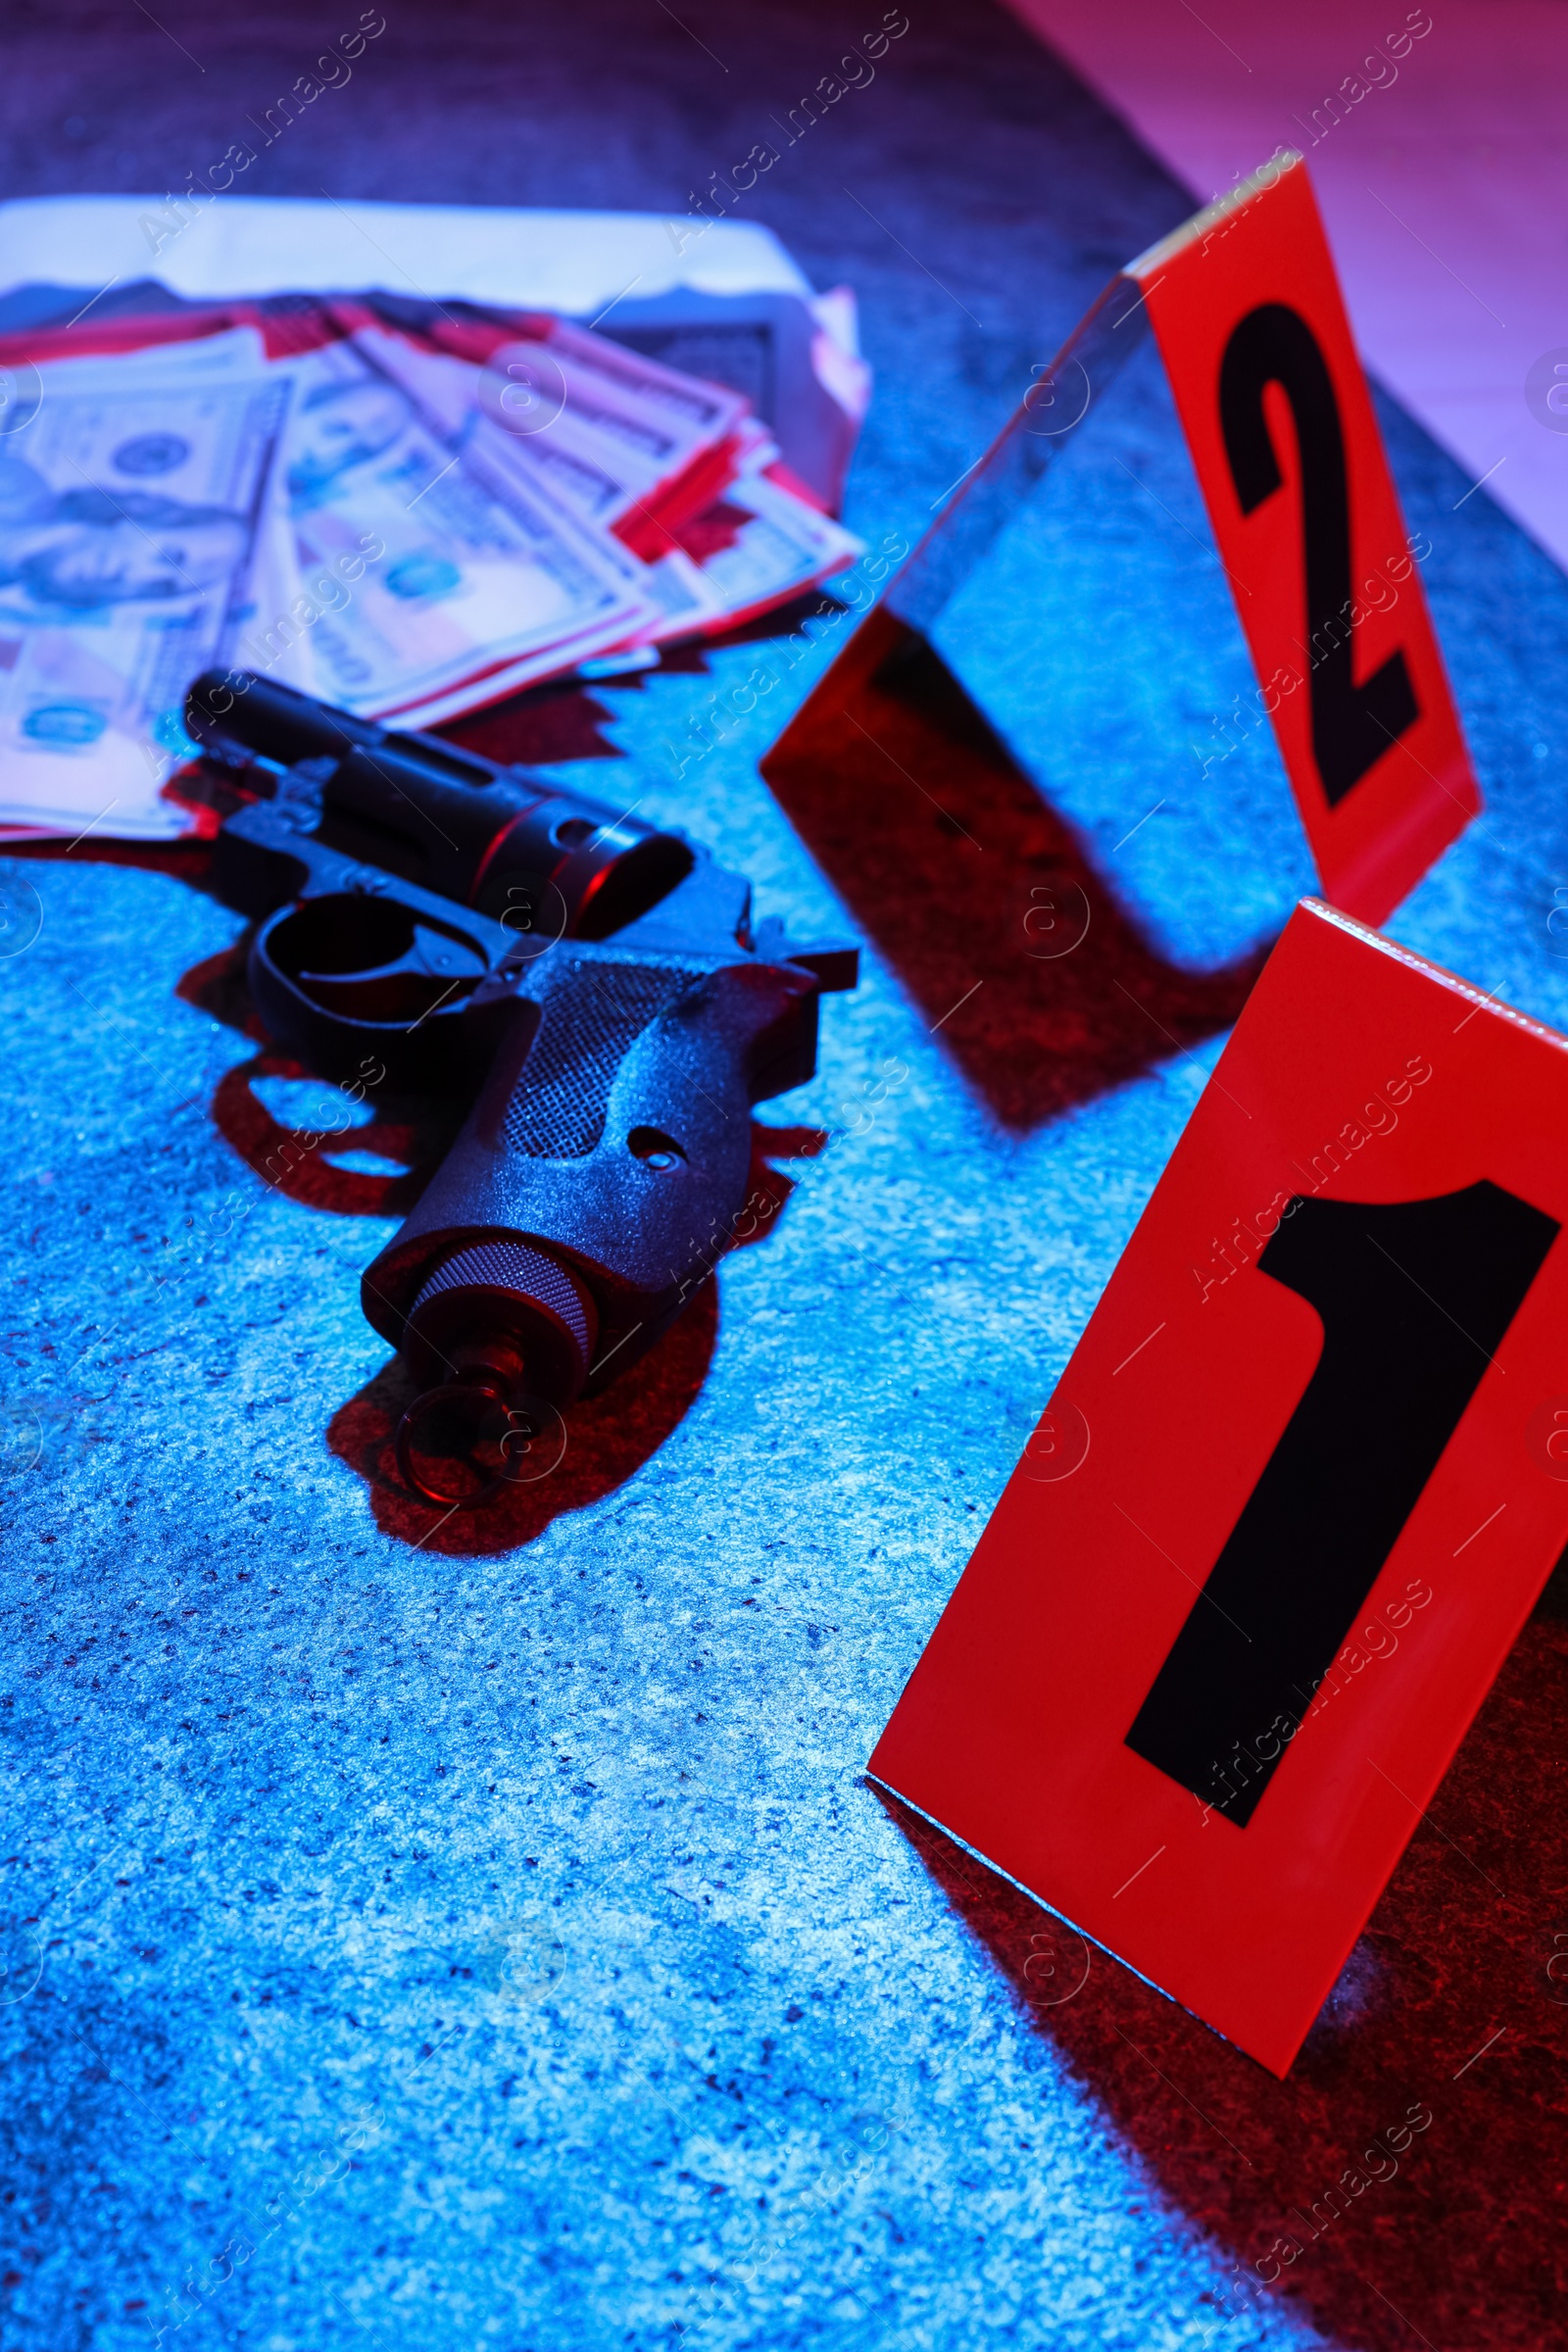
[355,326,861,656]
[270,338,658,717]
[0,328,292,835]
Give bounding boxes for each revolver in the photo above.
[183,668,857,1509]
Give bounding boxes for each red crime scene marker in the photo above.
[1129,150,1479,925]
[870,901,1568,2074]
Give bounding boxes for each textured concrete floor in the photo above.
[3,7,1568,2351]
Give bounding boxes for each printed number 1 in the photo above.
[1220,302,1420,806]
[1126,1181,1558,1823]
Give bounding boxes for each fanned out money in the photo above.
[0,328,292,838]
[0,301,865,840]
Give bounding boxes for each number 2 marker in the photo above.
[1130,153,1479,925]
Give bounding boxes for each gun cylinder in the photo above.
[184,668,692,940]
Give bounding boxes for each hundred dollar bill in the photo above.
[377,549,717,728]
[269,338,658,717]
[358,327,861,660]
[669,460,864,630]
[470,320,750,555]
[0,327,292,835]
[360,322,757,548]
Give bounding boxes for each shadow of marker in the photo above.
[870,1604,1568,2351]
[762,609,1267,1132]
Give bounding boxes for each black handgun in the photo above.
[184,669,856,1509]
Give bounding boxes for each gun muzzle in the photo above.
[185,668,692,940]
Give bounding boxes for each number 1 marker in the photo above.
[871,901,1568,2075]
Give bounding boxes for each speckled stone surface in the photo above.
[3,8,1568,2352]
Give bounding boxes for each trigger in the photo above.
[298,923,487,1021]
[300,921,484,988]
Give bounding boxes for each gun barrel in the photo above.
[186,666,476,777]
[186,668,693,940]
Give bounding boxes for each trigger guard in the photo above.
[248,893,500,1092]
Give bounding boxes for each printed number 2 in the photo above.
[1220,302,1419,807]
[1126,1181,1558,1823]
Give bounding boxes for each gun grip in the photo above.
[363,953,818,1401]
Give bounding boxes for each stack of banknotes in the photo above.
[0,299,864,840]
